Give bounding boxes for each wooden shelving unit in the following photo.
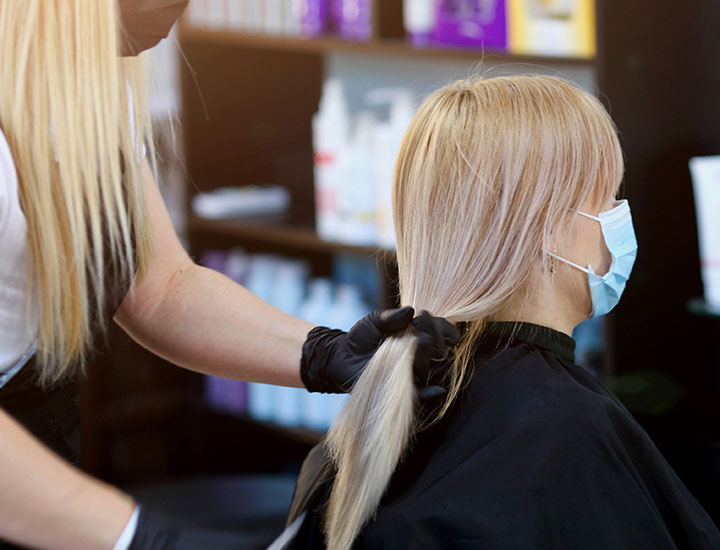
[174,8,603,478]
[181,26,594,67]
[189,215,392,258]
[81,1,720,521]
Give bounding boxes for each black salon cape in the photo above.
[285,322,720,549]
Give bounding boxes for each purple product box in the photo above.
[301,0,330,37]
[337,0,373,41]
[205,376,249,415]
[201,249,227,273]
[330,0,344,32]
[432,0,508,50]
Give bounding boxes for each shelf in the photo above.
[96,390,189,430]
[205,408,326,447]
[189,215,395,259]
[180,26,595,67]
[687,297,720,319]
[244,416,326,447]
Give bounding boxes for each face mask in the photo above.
[548,200,638,318]
[119,0,189,57]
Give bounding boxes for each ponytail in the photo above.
[324,333,419,550]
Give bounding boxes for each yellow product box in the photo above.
[509,0,596,58]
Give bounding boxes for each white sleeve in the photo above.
[113,506,140,550]
[0,128,14,226]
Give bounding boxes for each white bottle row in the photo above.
[201,248,374,430]
[314,78,416,249]
[185,0,307,36]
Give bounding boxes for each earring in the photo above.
[549,251,556,274]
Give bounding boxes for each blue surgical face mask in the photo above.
[548,200,638,318]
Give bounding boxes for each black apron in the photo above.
[0,248,132,462]
[0,233,134,548]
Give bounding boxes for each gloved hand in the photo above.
[300,307,460,402]
[128,507,250,550]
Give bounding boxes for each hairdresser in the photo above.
[0,2,457,549]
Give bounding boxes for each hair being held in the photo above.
[322,75,624,550]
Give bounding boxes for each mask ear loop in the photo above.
[545,250,590,274]
[577,210,601,222]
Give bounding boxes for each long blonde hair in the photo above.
[324,75,624,549]
[0,0,154,383]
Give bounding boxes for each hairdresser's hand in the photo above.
[129,506,248,550]
[300,307,460,401]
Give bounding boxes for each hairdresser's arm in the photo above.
[0,406,133,549]
[115,161,314,387]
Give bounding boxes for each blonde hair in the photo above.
[0,0,154,383]
[324,75,624,549]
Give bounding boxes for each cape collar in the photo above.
[483,321,576,364]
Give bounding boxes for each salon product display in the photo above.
[184,0,596,57]
[185,0,372,40]
[200,248,375,430]
[314,79,415,248]
[689,156,720,309]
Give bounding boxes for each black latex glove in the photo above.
[129,507,250,550]
[300,307,460,403]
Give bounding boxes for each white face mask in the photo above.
[547,200,638,317]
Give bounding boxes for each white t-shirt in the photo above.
[0,128,38,373]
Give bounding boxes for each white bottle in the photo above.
[246,0,263,32]
[338,113,378,245]
[271,258,310,317]
[313,79,350,242]
[328,284,371,331]
[207,0,227,29]
[367,88,416,249]
[227,0,246,31]
[264,0,284,34]
[282,0,300,36]
[298,278,334,325]
[403,0,436,46]
[248,383,275,422]
[244,254,279,303]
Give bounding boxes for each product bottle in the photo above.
[271,258,310,317]
[338,0,373,41]
[245,254,281,423]
[338,113,378,245]
[403,0,436,46]
[264,0,284,34]
[328,284,371,331]
[300,0,330,37]
[367,88,416,249]
[313,79,350,241]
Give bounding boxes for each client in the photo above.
[276,75,720,549]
